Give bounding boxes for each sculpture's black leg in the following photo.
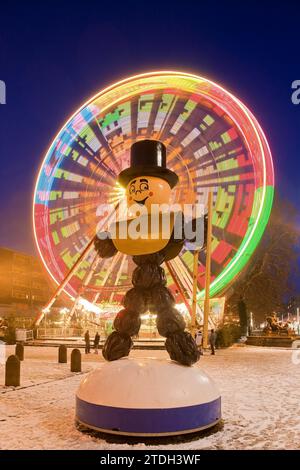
[151,286,200,367]
[103,255,166,362]
[102,328,133,361]
[164,327,200,366]
[102,287,146,361]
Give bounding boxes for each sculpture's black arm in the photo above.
[94,233,118,258]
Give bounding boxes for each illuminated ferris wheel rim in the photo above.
[33,70,274,300]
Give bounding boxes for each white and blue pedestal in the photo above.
[76,358,221,437]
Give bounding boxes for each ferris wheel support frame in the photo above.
[64,250,100,326]
[203,191,213,349]
[35,236,96,326]
[165,261,193,317]
[35,201,122,326]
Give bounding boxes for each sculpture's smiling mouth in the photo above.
[134,197,149,205]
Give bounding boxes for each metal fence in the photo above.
[36,328,84,339]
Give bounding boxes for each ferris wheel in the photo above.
[33,71,274,324]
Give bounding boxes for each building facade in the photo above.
[0,247,57,327]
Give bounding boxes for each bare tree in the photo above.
[226,194,300,322]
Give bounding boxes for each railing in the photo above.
[35,327,162,340]
[36,328,84,338]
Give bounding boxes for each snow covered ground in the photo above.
[0,345,299,450]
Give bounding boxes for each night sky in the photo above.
[0,0,299,256]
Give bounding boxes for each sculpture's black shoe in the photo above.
[102,331,133,361]
[165,331,200,366]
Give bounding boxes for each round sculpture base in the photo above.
[76,357,221,437]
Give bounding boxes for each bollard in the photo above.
[5,355,20,387]
[15,343,24,361]
[71,348,81,372]
[58,345,67,363]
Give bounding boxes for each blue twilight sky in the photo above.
[0,0,299,255]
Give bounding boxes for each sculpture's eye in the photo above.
[140,182,149,192]
[129,184,135,194]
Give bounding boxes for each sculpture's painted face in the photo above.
[126,176,171,213]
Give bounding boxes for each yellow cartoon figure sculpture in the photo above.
[95,140,205,366]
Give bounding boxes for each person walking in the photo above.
[84,330,90,354]
[94,331,100,354]
[195,330,203,355]
[209,329,216,355]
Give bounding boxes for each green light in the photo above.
[198,185,274,299]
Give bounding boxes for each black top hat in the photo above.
[117,140,178,188]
